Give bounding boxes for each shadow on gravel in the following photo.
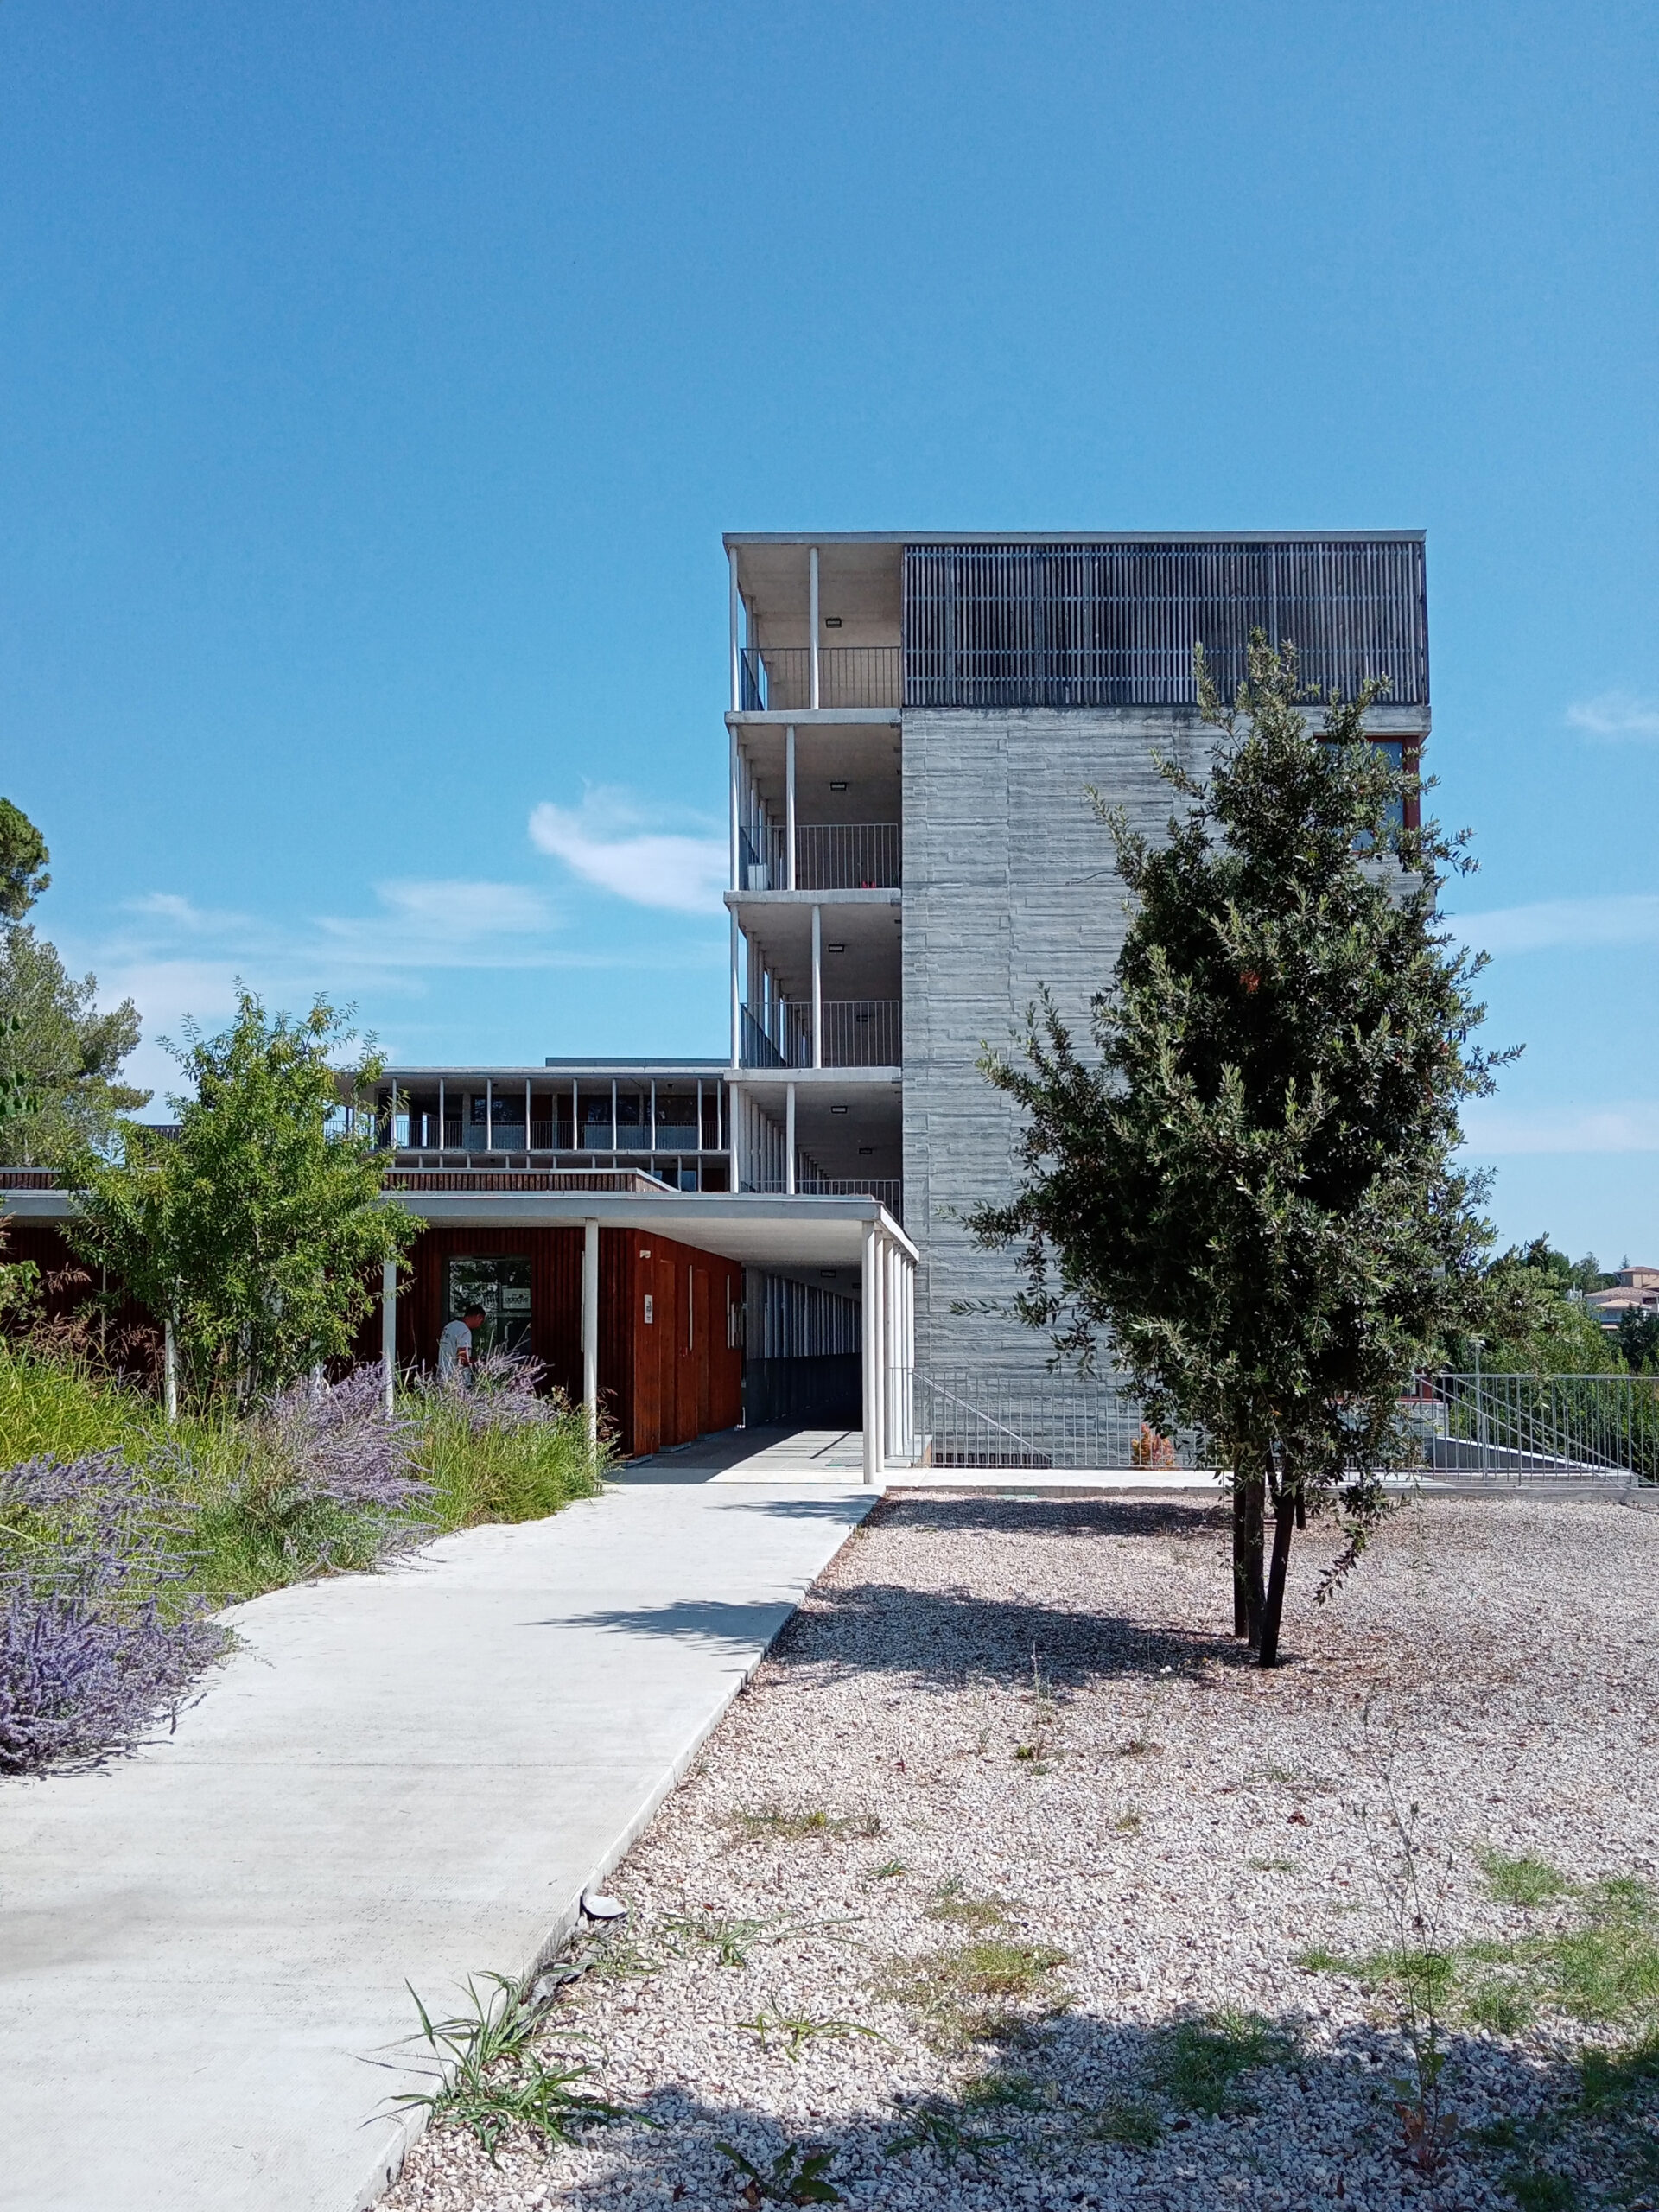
[450,2002,1655,2211]
[569,1500,1245,1682]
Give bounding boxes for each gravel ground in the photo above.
[384,1491,1659,2212]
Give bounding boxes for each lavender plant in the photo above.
[0,1450,226,1775]
[192,1362,432,1581]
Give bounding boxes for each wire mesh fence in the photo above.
[908,1370,1206,1471]
[1409,1372,1659,1483]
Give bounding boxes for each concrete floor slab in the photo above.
[0,1481,874,2212]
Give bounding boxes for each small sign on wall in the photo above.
[644,1294,654,1325]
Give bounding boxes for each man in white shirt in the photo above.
[437,1303,486,1382]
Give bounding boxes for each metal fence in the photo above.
[1408,1373,1659,1483]
[908,1370,1207,1471]
[746,1176,904,1218]
[740,645,905,712]
[893,1369,1659,1480]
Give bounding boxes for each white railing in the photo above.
[796,823,900,890]
[821,1000,900,1067]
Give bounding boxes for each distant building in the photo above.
[1586,1265,1659,1334]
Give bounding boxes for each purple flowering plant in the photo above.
[0,1449,226,1776]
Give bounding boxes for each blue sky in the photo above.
[2,1,1656,1263]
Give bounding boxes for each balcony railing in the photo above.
[741,822,900,892]
[746,1175,903,1219]
[740,1000,901,1070]
[740,645,903,713]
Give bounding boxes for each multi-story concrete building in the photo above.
[7,531,1429,1472]
[723,531,1429,1382]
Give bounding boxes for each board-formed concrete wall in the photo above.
[900,707,1210,1379]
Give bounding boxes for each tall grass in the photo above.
[0,1344,607,1608]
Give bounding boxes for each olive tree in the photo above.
[969,635,1504,1664]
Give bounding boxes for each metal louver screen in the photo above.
[902,541,1428,709]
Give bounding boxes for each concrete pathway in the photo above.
[1,1478,874,2212]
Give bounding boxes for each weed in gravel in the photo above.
[1249,1856,1299,1873]
[888,1937,1069,2047]
[715,2139,843,2205]
[659,1911,771,1967]
[925,1879,1011,1932]
[734,2004,883,2063]
[882,2098,1014,2167]
[1480,1850,1576,1909]
[1501,2170,1577,2212]
[1111,1806,1143,1834]
[731,1807,882,1843]
[1150,2009,1299,2118]
[1082,2095,1164,2149]
[961,2069,1047,2112]
[868,1858,906,1880]
[391,1973,628,2163]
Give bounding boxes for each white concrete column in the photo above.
[729,915,741,1066]
[811,905,823,1069]
[163,1313,178,1427]
[437,1077,445,1158]
[728,1078,741,1192]
[785,724,797,889]
[728,547,741,711]
[571,1077,579,1158]
[861,1219,885,1485]
[485,1077,493,1153]
[610,1077,618,1154]
[809,546,820,709]
[729,724,741,890]
[582,1218,600,1448]
[785,1082,796,1195]
[380,1259,397,1415]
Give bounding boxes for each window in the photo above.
[444,1256,532,1358]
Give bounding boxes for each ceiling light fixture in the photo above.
[830,1104,849,1115]
[830,779,848,791]
[823,615,842,628]
[858,1146,874,1155]
[827,943,845,953]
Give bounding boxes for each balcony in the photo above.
[740,821,900,892]
[739,645,902,713]
[741,1000,901,1070]
[745,1173,904,1220]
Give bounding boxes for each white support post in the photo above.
[728,1078,741,1192]
[437,1077,445,1159]
[811,905,823,1068]
[571,1077,579,1159]
[861,1220,885,1485]
[809,547,821,710]
[729,723,741,891]
[730,915,741,1067]
[728,547,741,712]
[163,1313,178,1428]
[485,1076,493,1154]
[611,1077,618,1154]
[525,1076,533,1156]
[582,1218,600,1449]
[785,724,797,889]
[785,1082,796,1196]
[380,1259,397,1415]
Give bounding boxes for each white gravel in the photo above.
[384,1490,1659,2212]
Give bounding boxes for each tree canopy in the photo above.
[969,634,1503,1664]
[0,798,50,921]
[1454,1236,1621,1376]
[0,925,149,1166]
[68,991,412,1409]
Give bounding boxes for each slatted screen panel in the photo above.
[902,540,1427,709]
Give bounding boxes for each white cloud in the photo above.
[529,786,727,915]
[122,891,252,931]
[316,878,557,962]
[1453,893,1659,957]
[1566,690,1659,741]
[1461,1101,1659,1155]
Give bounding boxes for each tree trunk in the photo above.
[1237,1465,1267,1647]
[1232,1480,1249,1636]
[1258,1485,1299,1667]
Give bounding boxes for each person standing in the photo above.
[437,1302,486,1382]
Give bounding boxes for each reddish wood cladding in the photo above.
[3,1215,741,1461]
[397,1224,741,1459]
[0,1223,152,1339]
